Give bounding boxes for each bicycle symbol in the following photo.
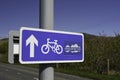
[41,38,63,54]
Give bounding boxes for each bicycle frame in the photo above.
[47,39,58,52]
[41,38,63,54]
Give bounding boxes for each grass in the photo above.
[21,64,39,68]
[55,68,120,80]
[0,54,120,80]
[0,52,120,80]
[0,53,8,63]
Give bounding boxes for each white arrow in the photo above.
[26,34,38,58]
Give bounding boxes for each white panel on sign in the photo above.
[13,44,19,54]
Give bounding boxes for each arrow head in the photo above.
[26,34,38,46]
[26,34,38,58]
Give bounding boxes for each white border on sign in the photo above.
[19,27,84,64]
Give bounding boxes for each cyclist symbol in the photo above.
[41,38,63,54]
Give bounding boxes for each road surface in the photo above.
[0,63,93,80]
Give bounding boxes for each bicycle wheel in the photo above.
[56,45,63,54]
[41,44,49,54]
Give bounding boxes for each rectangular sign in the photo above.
[20,27,84,64]
[8,31,19,64]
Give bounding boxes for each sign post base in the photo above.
[39,64,54,80]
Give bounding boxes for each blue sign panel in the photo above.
[20,27,84,64]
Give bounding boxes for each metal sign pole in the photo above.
[39,0,54,80]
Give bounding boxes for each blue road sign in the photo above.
[20,27,84,64]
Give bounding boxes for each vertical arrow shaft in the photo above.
[26,35,38,58]
[30,43,35,58]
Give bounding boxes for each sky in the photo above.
[0,0,120,38]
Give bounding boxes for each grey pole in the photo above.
[39,0,54,80]
[40,0,54,30]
